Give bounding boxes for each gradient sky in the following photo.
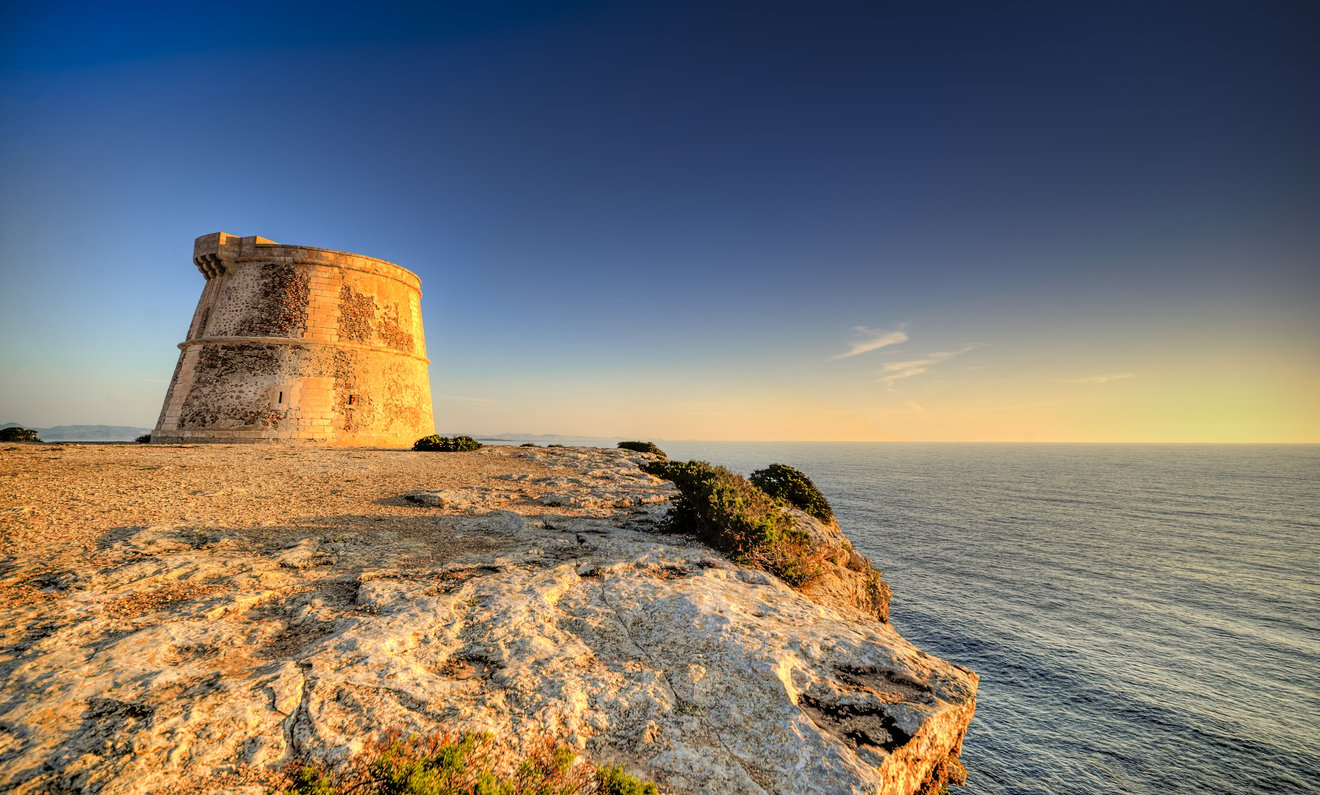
[2,0,1317,442]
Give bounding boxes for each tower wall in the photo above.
[153,233,435,446]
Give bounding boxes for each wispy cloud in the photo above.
[877,344,983,390]
[906,401,927,415]
[829,324,908,361]
[1061,373,1135,384]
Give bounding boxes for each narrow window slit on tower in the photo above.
[348,394,357,405]
[278,391,283,404]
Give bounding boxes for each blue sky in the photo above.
[2,1,1317,441]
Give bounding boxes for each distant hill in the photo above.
[1,423,153,442]
[488,433,623,443]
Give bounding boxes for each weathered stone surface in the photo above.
[152,233,434,447]
[0,446,975,794]
[786,510,893,624]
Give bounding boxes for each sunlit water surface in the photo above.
[526,441,1319,795]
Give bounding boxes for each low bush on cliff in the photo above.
[282,729,656,795]
[413,435,483,452]
[616,441,666,458]
[641,459,825,586]
[0,427,41,443]
[596,764,659,795]
[749,463,834,523]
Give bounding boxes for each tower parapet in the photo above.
[152,233,435,446]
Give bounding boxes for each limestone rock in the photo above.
[0,446,975,794]
[786,510,893,623]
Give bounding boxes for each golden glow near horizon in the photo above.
[438,394,1319,444]
[432,326,1320,443]
[431,376,1320,444]
[9,316,1316,444]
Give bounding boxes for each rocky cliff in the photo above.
[0,444,976,794]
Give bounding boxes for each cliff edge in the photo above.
[0,444,976,794]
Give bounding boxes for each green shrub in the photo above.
[413,435,482,452]
[641,459,826,584]
[639,459,718,493]
[288,765,337,795]
[520,443,538,447]
[135,433,152,444]
[281,729,656,795]
[0,427,40,443]
[616,441,666,458]
[764,528,827,587]
[597,764,659,795]
[862,568,889,616]
[749,463,834,523]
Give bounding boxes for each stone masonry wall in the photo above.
[153,234,434,447]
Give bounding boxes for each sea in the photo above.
[496,440,1320,794]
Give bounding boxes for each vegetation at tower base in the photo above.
[282,729,657,795]
[616,441,666,458]
[750,463,835,523]
[0,427,41,443]
[135,433,152,444]
[413,435,483,452]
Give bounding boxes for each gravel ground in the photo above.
[0,442,554,605]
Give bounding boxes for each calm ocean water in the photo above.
[521,441,1320,795]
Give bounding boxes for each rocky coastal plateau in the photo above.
[0,443,976,794]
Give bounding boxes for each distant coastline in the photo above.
[0,423,152,442]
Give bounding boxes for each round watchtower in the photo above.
[152,233,435,446]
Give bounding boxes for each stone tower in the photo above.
[152,233,435,446]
